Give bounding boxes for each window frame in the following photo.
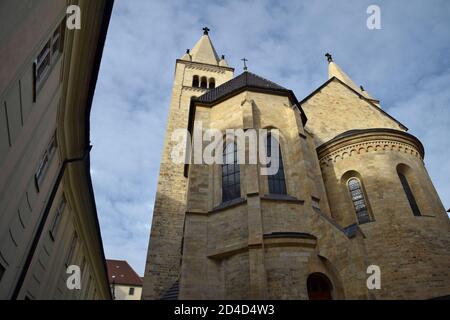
[347,177,371,224]
[129,287,135,295]
[33,19,65,101]
[398,172,421,216]
[35,132,58,192]
[221,141,241,203]
[49,195,66,241]
[266,133,287,195]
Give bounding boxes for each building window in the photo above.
[129,287,135,295]
[398,172,421,216]
[192,75,199,87]
[200,76,207,88]
[49,195,66,241]
[222,142,240,202]
[266,134,286,195]
[347,178,371,224]
[209,78,216,89]
[65,233,78,267]
[35,132,58,191]
[33,20,65,100]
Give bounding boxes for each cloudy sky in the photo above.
[90,0,450,275]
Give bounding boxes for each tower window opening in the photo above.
[398,172,421,216]
[222,141,240,202]
[209,78,216,89]
[200,76,208,88]
[347,178,371,224]
[192,75,199,87]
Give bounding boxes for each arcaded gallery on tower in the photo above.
[143,29,450,300]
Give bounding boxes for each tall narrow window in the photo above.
[34,20,65,98]
[267,134,286,195]
[49,195,66,241]
[192,75,199,87]
[347,178,371,224]
[35,132,58,191]
[222,142,240,202]
[398,172,421,216]
[65,233,78,267]
[200,76,208,88]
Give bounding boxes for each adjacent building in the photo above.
[107,259,143,300]
[0,0,114,299]
[143,29,450,300]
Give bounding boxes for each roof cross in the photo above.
[241,58,248,71]
[202,27,210,35]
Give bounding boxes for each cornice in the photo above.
[317,129,424,166]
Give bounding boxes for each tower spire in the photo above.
[188,27,220,65]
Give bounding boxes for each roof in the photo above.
[196,71,290,104]
[190,34,220,65]
[300,76,407,131]
[106,259,143,287]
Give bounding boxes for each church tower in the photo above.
[144,30,450,300]
[142,28,234,299]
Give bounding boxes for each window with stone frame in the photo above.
[266,133,287,195]
[222,141,240,202]
[398,172,421,216]
[347,178,371,224]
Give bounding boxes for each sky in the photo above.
[90,0,450,276]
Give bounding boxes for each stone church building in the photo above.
[143,29,450,300]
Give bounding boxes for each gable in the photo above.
[301,78,407,146]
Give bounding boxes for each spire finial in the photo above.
[241,58,248,71]
[202,26,210,35]
[325,52,333,63]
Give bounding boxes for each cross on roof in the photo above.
[203,27,210,35]
[241,58,248,71]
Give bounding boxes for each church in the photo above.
[143,28,450,300]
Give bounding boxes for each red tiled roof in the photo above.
[106,259,143,286]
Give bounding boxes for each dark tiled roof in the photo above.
[196,71,291,104]
[106,259,143,286]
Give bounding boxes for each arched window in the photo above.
[307,273,333,300]
[192,75,199,87]
[222,142,240,202]
[266,134,286,195]
[347,178,370,224]
[209,78,216,89]
[398,172,421,216]
[200,76,207,88]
